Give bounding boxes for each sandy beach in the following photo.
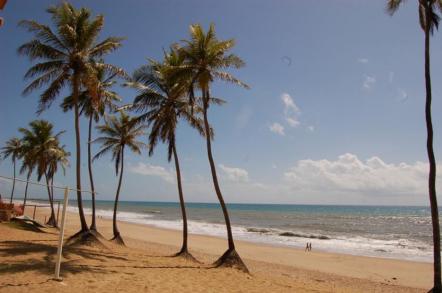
[0,207,433,292]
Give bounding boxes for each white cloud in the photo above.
[269,122,285,136]
[398,88,408,102]
[281,93,301,128]
[283,153,439,196]
[129,162,175,183]
[358,58,368,64]
[281,93,300,114]
[286,117,300,127]
[307,125,315,132]
[219,164,249,182]
[363,75,376,89]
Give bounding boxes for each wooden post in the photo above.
[33,205,36,220]
[56,201,60,224]
[54,187,69,281]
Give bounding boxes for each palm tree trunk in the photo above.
[202,90,235,250]
[9,159,16,204]
[44,173,57,227]
[424,14,441,292]
[112,147,125,245]
[88,115,98,231]
[73,73,88,231]
[22,170,31,213]
[49,177,57,227]
[203,90,248,272]
[172,142,189,254]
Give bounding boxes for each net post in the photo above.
[54,187,69,281]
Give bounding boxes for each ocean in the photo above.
[68,200,433,262]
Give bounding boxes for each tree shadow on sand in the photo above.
[0,239,206,279]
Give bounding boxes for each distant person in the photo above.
[309,242,312,251]
[305,242,309,252]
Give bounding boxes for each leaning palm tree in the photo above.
[62,61,124,233]
[128,49,213,259]
[176,24,250,271]
[18,2,124,237]
[387,1,442,291]
[93,112,145,245]
[19,120,67,227]
[1,137,23,204]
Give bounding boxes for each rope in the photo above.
[0,175,96,194]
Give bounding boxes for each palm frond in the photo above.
[386,0,403,15]
[212,71,250,89]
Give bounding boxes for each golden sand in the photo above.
[0,208,432,292]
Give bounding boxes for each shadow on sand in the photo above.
[0,238,207,284]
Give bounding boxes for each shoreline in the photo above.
[93,210,431,264]
[63,202,432,263]
[63,209,432,289]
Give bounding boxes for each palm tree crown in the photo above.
[387,0,442,34]
[177,23,249,101]
[19,120,66,181]
[1,138,23,164]
[61,60,124,120]
[94,112,145,174]
[129,48,210,161]
[18,2,124,112]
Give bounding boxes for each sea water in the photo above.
[68,200,433,262]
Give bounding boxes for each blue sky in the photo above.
[1,0,442,205]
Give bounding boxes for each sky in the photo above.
[1,0,442,206]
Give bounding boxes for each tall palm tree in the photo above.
[387,1,442,291]
[19,120,67,227]
[19,137,38,213]
[62,61,124,233]
[1,137,23,204]
[93,112,145,245]
[18,2,124,236]
[128,49,213,259]
[176,24,250,271]
[19,146,34,213]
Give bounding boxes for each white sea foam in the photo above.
[67,205,433,262]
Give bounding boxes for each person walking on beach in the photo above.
[305,242,309,252]
[309,242,312,251]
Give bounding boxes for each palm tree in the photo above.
[128,49,213,259]
[93,112,145,245]
[1,137,23,204]
[62,61,124,233]
[387,1,442,291]
[18,2,124,236]
[176,24,249,271]
[19,138,37,213]
[19,120,68,227]
[46,143,70,226]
